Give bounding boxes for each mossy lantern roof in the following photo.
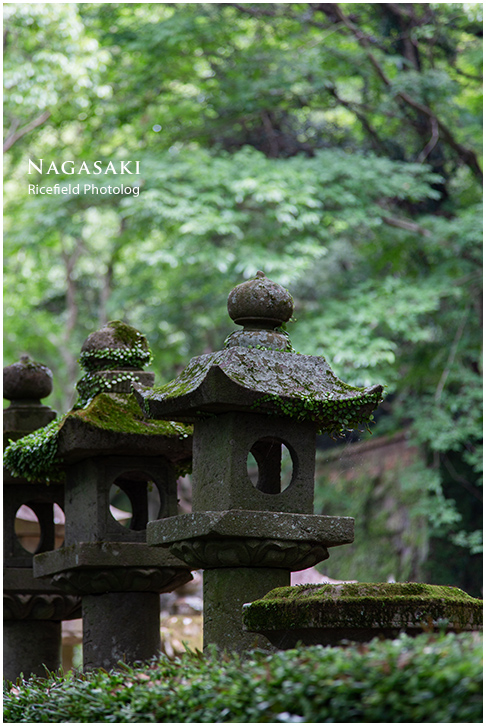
[3,322,192,482]
[135,273,383,436]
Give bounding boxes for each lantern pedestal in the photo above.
[82,591,162,670]
[4,568,81,681]
[3,356,81,681]
[35,541,192,670]
[148,510,354,652]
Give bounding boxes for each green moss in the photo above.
[64,393,192,439]
[141,348,384,437]
[79,322,152,374]
[244,582,483,633]
[3,393,193,483]
[261,582,479,602]
[106,320,149,348]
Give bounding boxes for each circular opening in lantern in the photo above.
[14,505,41,553]
[14,502,64,553]
[109,483,133,528]
[247,437,294,494]
[109,472,161,530]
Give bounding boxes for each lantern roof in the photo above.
[3,323,192,482]
[135,273,383,436]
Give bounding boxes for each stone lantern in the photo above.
[32,321,193,670]
[3,356,81,681]
[135,272,384,652]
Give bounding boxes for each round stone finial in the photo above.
[79,320,151,372]
[227,271,294,329]
[3,355,53,402]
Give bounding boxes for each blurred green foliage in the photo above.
[3,633,483,723]
[3,3,482,590]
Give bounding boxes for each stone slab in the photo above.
[33,541,189,578]
[242,582,483,649]
[147,510,354,547]
[4,567,73,594]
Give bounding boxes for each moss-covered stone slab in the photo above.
[242,582,483,648]
[135,348,383,436]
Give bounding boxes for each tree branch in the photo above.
[332,5,483,182]
[381,215,431,237]
[435,308,469,403]
[416,117,439,163]
[441,454,482,502]
[3,110,51,152]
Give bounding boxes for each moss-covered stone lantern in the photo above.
[20,322,194,670]
[3,356,81,681]
[135,272,384,652]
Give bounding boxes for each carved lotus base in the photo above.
[4,592,81,621]
[148,510,353,572]
[50,566,190,595]
[170,537,329,571]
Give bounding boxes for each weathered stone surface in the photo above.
[3,356,67,682]
[3,355,53,402]
[3,356,57,444]
[203,568,289,653]
[147,510,354,548]
[80,320,150,367]
[50,567,190,595]
[227,271,294,328]
[34,539,192,595]
[34,540,191,578]
[82,591,161,671]
[224,328,292,352]
[3,406,57,444]
[191,412,316,514]
[242,582,484,649]
[57,394,192,464]
[4,592,81,621]
[4,620,61,681]
[55,456,179,546]
[169,537,329,571]
[3,483,65,568]
[135,347,382,433]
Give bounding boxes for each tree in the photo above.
[3,3,482,593]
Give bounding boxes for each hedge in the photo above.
[3,632,483,723]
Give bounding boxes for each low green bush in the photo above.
[4,632,482,723]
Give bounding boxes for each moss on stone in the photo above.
[243,582,483,633]
[139,347,383,437]
[63,393,192,439]
[4,393,193,483]
[104,320,149,349]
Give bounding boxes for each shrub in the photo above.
[3,632,483,723]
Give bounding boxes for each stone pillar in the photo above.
[136,271,382,653]
[203,569,289,652]
[3,356,81,681]
[32,322,194,670]
[82,591,161,670]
